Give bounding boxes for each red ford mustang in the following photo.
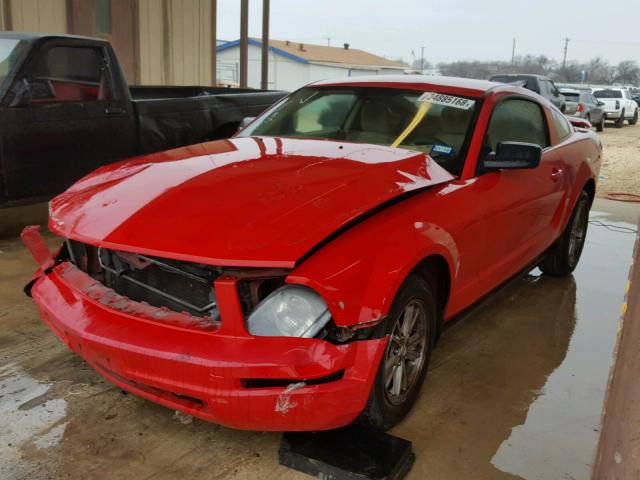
[23,76,601,431]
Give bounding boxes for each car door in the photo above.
[472,96,565,291]
[0,40,133,203]
[587,92,604,122]
[546,80,564,110]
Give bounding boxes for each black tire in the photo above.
[616,110,625,128]
[539,190,590,277]
[359,274,438,431]
[596,114,605,132]
[630,109,638,125]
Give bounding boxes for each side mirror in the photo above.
[237,116,256,131]
[483,141,542,171]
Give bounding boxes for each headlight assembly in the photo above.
[246,285,331,338]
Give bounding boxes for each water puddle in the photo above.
[491,213,636,479]
[0,363,68,477]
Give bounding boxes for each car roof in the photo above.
[309,75,504,96]
[490,73,550,80]
[592,86,626,91]
[559,88,582,94]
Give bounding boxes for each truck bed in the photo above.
[130,87,286,154]
[129,85,260,100]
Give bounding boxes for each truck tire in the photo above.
[596,114,605,132]
[616,110,625,128]
[359,274,437,431]
[539,190,590,277]
[630,109,638,125]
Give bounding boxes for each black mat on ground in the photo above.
[279,424,415,479]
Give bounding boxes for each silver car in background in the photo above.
[559,88,607,132]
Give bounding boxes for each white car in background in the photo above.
[593,87,638,128]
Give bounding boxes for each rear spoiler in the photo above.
[567,116,592,129]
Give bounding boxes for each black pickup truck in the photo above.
[0,32,286,207]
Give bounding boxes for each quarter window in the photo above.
[551,108,572,140]
[483,98,549,155]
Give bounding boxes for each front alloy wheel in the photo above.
[384,300,428,405]
[359,274,437,431]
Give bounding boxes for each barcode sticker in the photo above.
[418,92,475,110]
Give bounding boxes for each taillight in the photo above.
[576,103,584,113]
[616,100,620,109]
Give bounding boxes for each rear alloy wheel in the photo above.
[359,275,437,431]
[616,109,625,128]
[596,114,605,132]
[539,190,590,277]
[630,109,638,125]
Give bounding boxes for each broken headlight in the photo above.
[246,285,331,337]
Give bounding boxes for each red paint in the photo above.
[21,225,54,270]
[31,262,385,431]
[26,76,602,431]
[48,138,453,268]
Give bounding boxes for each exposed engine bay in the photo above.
[64,240,286,324]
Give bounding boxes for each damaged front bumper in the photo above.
[29,258,387,431]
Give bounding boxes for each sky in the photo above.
[216,0,639,65]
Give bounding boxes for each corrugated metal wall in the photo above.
[7,0,68,33]
[139,0,212,85]
[1,0,213,86]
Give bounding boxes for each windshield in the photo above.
[238,87,478,175]
[0,39,25,90]
[594,90,622,99]
[562,93,580,102]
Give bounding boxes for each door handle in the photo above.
[105,106,126,115]
[551,168,564,181]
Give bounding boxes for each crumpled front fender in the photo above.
[287,189,458,327]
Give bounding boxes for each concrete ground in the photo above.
[0,198,637,480]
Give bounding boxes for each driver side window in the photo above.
[483,98,549,155]
[21,46,112,104]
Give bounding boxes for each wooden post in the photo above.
[239,0,248,88]
[592,221,640,478]
[260,0,269,90]
[2,0,13,30]
[210,0,217,86]
[162,0,171,85]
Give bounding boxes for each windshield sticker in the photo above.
[418,92,475,110]
[432,144,453,155]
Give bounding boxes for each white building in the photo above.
[216,39,406,91]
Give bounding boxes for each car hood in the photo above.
[50,137,454,267]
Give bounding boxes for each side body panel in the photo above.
[290,88,601,329]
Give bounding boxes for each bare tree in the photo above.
[435,55,634,86]
[615,60,640,85]
[410,58,431,72]
[585,57,613,84]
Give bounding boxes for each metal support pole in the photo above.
[211,0,217,86]
[239,0,249,88]
[592,222,640,478]
[260,0,269,90]
[562,37,570,69]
